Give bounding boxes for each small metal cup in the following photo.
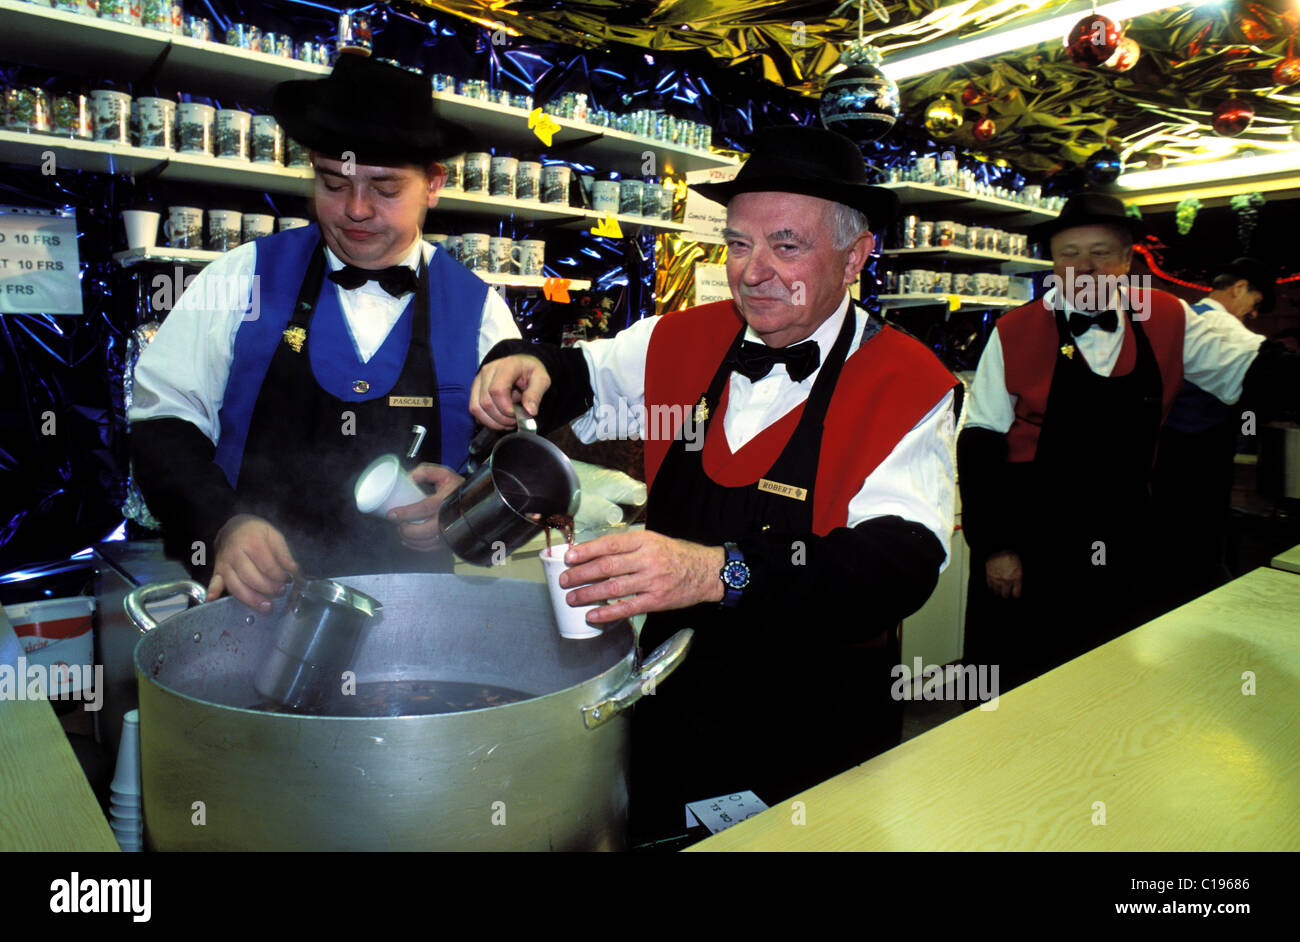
[254,579,383,713]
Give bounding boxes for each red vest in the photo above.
[998,289,1186,463]
[642,301,958,536]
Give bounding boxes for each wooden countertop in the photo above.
[0,610,118,852]
[691,566,1300,851]
[1270,542,1300,575]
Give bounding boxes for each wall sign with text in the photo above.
[0,205,83,316]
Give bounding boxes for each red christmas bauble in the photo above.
[961,84,987,107]
[1274,56,1300,86]
[1065,14,1121,68]
[1212,98,1255,137]
[1102,37,1141,72]
[973,117,996,142]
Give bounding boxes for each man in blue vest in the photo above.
[130,56,519,611]
[1152,257,1275,608]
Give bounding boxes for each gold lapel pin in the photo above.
[1060,343,1075,359]
[693,395,709,424]
[282,326,307,353]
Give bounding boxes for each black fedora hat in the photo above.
[1215,256,1276,313]
[1030,192,1146,248]
[691,125,899,229]
[272,54,475,165]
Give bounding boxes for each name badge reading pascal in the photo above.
[757,478,807,501]
[388,396,434,408]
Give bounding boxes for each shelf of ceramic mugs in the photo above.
[429,90,736,179]
[880,181,1060,228]
[0,0,330,104]
[0,0,736,177]
[883,247,1053,275]
[0,126,315,194]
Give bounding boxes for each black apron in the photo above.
[632,306,903,840]
[964,306,1163,694]
[234,243,453,577]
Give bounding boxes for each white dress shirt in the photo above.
[130,237,520,445]
[964,285,1265,434]
[570,293,958,565]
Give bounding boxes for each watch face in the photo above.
[722,560,751,590]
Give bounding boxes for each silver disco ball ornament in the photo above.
[819,40,900,145]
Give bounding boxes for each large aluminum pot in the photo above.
[125,573,692,851]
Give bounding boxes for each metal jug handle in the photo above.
[580,628,694,731]
[124,580,207,633]
[513,402,537,435]
[465,402,539,473]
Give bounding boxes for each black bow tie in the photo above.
[1068,309,1119,336]
[328,264,419,298]
[729,339,821,383]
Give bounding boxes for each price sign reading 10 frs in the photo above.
[0,205,83,315]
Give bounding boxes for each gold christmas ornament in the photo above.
[923,97,962,137]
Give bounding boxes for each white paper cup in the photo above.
[122,210,159,249]
[355,454,426,517]
[109,709,141,797]
[538,546,602,639]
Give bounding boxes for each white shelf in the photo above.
[0,129,314,194]
[0,1,328,104]
[881,182,1059,227]
[477,273,592,290]
[883,246,1053,275]
[114,245,592,289]
[878,293,1021,310]
[113,247,221,267]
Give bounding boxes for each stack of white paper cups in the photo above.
[108,709,143,851]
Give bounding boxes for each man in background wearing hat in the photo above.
[958,196,1296,695]
[130,56,519,612]
[469,126,959,840]
[1152,257,1276,609]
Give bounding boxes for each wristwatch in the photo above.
[719,541,751,608]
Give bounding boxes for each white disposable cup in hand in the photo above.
[355,454,427,518]
[539,546,602,639]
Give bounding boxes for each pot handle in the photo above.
[124,580,207,633]
[580,628,693,731]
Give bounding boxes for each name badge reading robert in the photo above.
[757,479,807,501]
[388,396,434,408]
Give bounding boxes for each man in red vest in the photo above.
[957,194,1296,697]
[470,126,959,842]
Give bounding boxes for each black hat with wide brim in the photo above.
[1030,192,1147,248]
[1215,256,1277,313]
[272,54,475,165]
[691,125,900,229]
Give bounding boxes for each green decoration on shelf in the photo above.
[1174,197,1202,236]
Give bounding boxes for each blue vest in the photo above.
[1163,301,1238,434]
[213,225,488,486]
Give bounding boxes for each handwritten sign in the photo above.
[542,277,572,303]
[0,206,82,315]
[693,262,731,305]
[685,791,770,835]
[683,164,740,244]
[528,108,560,147]
[590,214,622,239]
